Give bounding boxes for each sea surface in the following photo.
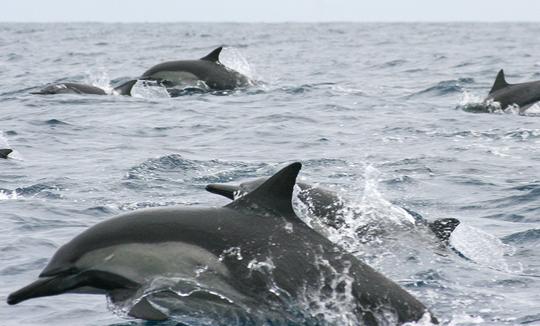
[1,23,540,325]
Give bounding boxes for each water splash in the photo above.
[450,224,518,272]
[219,247,243,261]
[220,47,257,81]
[298,257,363,325]
[457,91,500,113]
[324,165,422,260]
[457,90,534,115]
[130,80,171,99]
[0,190,19,200]
[0,131,9,147]
[84,68,113,93]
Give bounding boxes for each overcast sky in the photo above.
[1,0,540,23]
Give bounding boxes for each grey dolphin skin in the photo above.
[31,83,107,95]
[31,81,137,96]
[116,46,251,95]
[485,69,540,112]
[0,149,13,159]
[7,163,436,325]
[206,177,460,243]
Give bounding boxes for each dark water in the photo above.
[1,23,540,325]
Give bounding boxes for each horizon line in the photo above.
[1,20,539,24]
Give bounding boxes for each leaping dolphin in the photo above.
[207,178,460,243]
[115,46,252,95]
[484,69,540,112]
[0,148,13,159]
[7,163,436,325]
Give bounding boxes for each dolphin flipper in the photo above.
[0,149,13,159]
[128,297,169,321]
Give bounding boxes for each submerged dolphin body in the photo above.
[206,178,460,243]
[31,81,137,96]
[7,163,436,325]
[116,46,251,95]
[0,149,13,159]
[484,69,540,112]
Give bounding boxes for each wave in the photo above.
[1,183,64,200]
[123,154,268,189]
[502,229,540,246]
[409,78,474,97]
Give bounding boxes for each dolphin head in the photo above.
[7,240,139,305]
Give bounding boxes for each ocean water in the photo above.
[1,23,540,325]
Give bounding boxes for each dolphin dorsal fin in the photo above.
[428,218,460,242]
[489,69,509,94]
[200,46,223,62]
[226,163,301,220]
[0,148,13,159]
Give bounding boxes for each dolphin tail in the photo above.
[206,184,239,200]
[0,148,13,159]
[113,79,138,96]
[428,218,460,242]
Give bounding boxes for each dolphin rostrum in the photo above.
[485,69,540,112]
[206,177,460,243]
[7,163,436,324]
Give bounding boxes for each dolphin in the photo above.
[7,163,436,325]
[484,69,540,112]
[31,81,137,96]
[206,178,460,243]
[0,148,13,159]
[115,46,251,96]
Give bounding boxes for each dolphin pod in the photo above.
[484,69,540,112]
[7,163,436,324]
[206,177,460,243]
[116,46,251,95]
[32,47,250,96]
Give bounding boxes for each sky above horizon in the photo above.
[1,0,540,23]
